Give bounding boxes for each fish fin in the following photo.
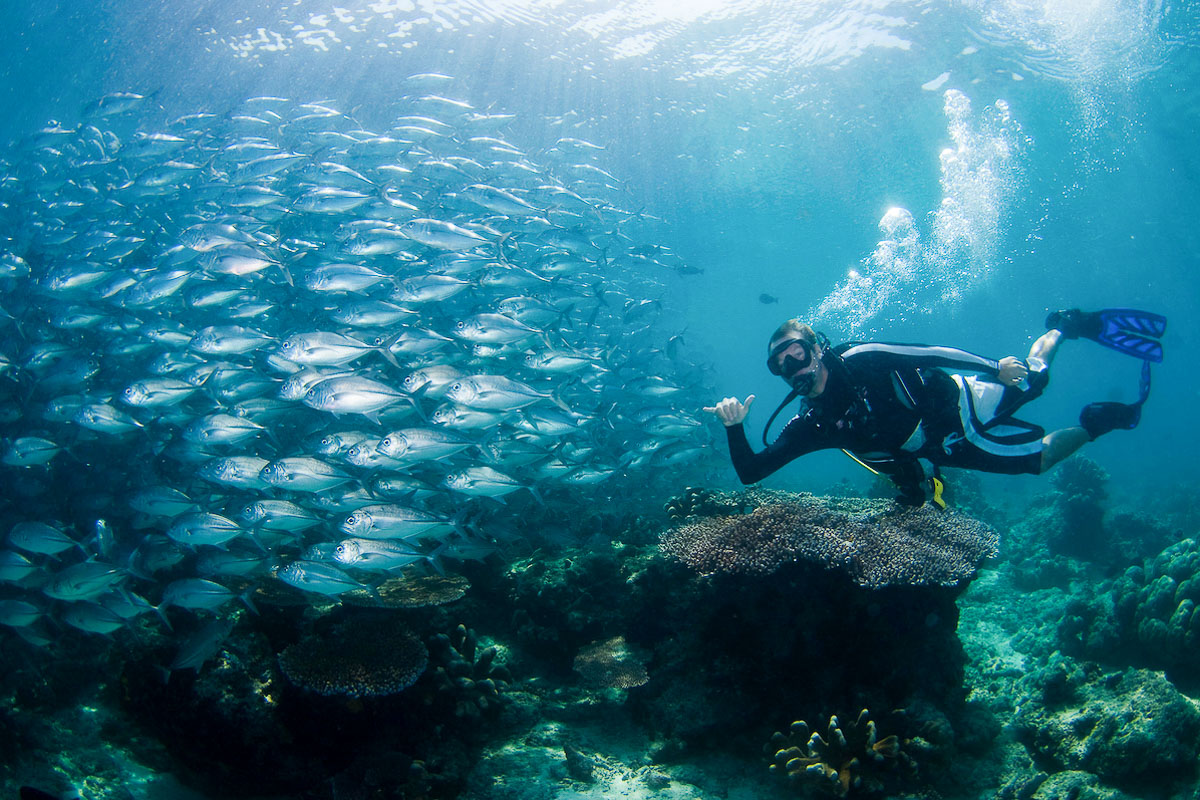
[549,389,573,415]
[154,604,174,633]
[405,385,430,422]
[378,333,403,370]
[496,231,513,263]
[451,507,473,538]
[239,588,259,616]
[423,546,447,577]
[555,303,576,332]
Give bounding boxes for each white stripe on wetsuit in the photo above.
[840,342,1000,374]
[952,374,1044,457]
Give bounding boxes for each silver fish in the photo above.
[166,513,244,548]
[399,218,488,250]
[62,603,126,635]
[259,457,352,493]
[7,522,81,556]
[333,538,423,570]
[43,561,126,602]
[443,466,531,499]
[2,437,61,467]
[303,375,409,418]
[275,560,362,596]
[340,504,455,540]
[161,578,236,611]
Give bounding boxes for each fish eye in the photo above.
[347,514,358,524]
[455,320,465,329]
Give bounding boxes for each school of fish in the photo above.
[0,75,715,655]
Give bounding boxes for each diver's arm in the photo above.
[724,418,813,485]
[840,342,1002,375]
[705,394,817,483]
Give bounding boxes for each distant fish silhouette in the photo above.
[759,293,779,305]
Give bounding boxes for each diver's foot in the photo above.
[1080,401,1142,441]
[1046,308,1102,340]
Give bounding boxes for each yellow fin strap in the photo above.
[930,476,947,510]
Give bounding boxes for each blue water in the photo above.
[2,1,1198,796]
[3,4,1194,497]
[12,0,1185,493]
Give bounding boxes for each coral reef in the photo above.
[15,478,1200,800]
[664,485,756,520]
[344,574,471,608]
[1059,537,1200,686]
[278,616,429,697]
[488,491,975,769]
[659,492,998,587]
[1043,456,1110,559]
[1014,656,1200,787]
[573,636,649,690]
[428,623,511,720]
[767,708,916,797]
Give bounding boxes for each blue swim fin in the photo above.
[1045,308,1166,363]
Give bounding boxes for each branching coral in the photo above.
[659,492,997,588]
[767,708,915,796]
[663,486,783,520]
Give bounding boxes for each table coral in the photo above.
[277,617,428,697]
[573,635,649,690]
[659,492,998,588]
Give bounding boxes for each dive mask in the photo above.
[766,338,814,377]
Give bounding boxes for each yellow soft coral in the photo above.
[767,708,914,796]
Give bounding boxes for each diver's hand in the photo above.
[703,395,755,427]
[997,356,1028,386]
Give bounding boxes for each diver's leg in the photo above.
[1038,426,1091,472]
[1028,329,1063,367]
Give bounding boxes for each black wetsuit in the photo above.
[726,342,1047,498]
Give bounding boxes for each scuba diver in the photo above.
[703,309,1165,507]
